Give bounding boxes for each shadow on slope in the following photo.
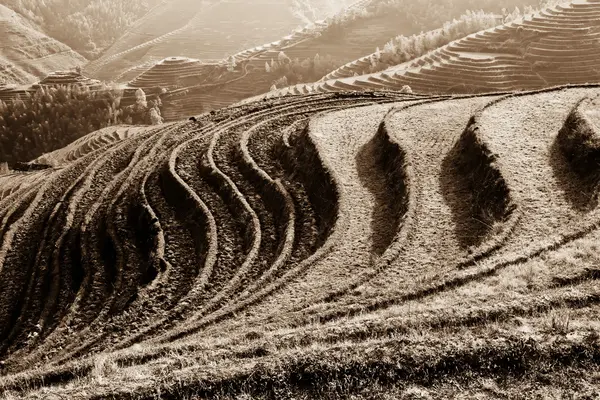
[283,124,339,249]
[356,121,409,256]
[440,115,515,249]
[551,97,600,212]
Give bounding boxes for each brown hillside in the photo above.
[1,85,600,398]
[0,5,85,85]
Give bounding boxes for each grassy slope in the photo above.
[0,86,600,398]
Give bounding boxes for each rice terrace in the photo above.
[1,0,600,399]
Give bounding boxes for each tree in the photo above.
[278,51,291,64]
[227,55,237,72]
[149,107,163,125]
[0,83,162,165]
[135,88,147,108]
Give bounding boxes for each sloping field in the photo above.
[0,5,85,85]
[259,0,600,100]
[1,86,600,398]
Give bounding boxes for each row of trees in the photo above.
[265,8,501,87]
[365,10,500,74]
[369,1,563,73]
[0,85,162,165]
[316,0,551,41]
[3,0,162,59]
[317,0,566,79]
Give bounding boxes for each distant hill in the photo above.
[106,0,540,120]
[319,10,503,82]
[257,0,600,98]
[0,0,164,59]
[85,0,351,81]
[0,5,85,85]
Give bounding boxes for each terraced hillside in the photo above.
[319,10,503,82]
[85,0,348,82]
[98,1,370,118]
[33,71,103,89]
[0,5,85,85]
[117,0,553,120]
[259,0,600,99]
[127,24,331,119]
[1,84,600,398]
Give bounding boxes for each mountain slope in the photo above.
[1,85,600,398]
[0,0,164,59]
[258,0,600,98]
[85,0,349,82]
[319,10,502,82]
[0,5,85,85]
[92,0,539,121]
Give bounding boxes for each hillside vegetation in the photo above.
[321,9,503,81]
[0,4,85,85]
[1,84,600,398]
[0,84,162,166]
